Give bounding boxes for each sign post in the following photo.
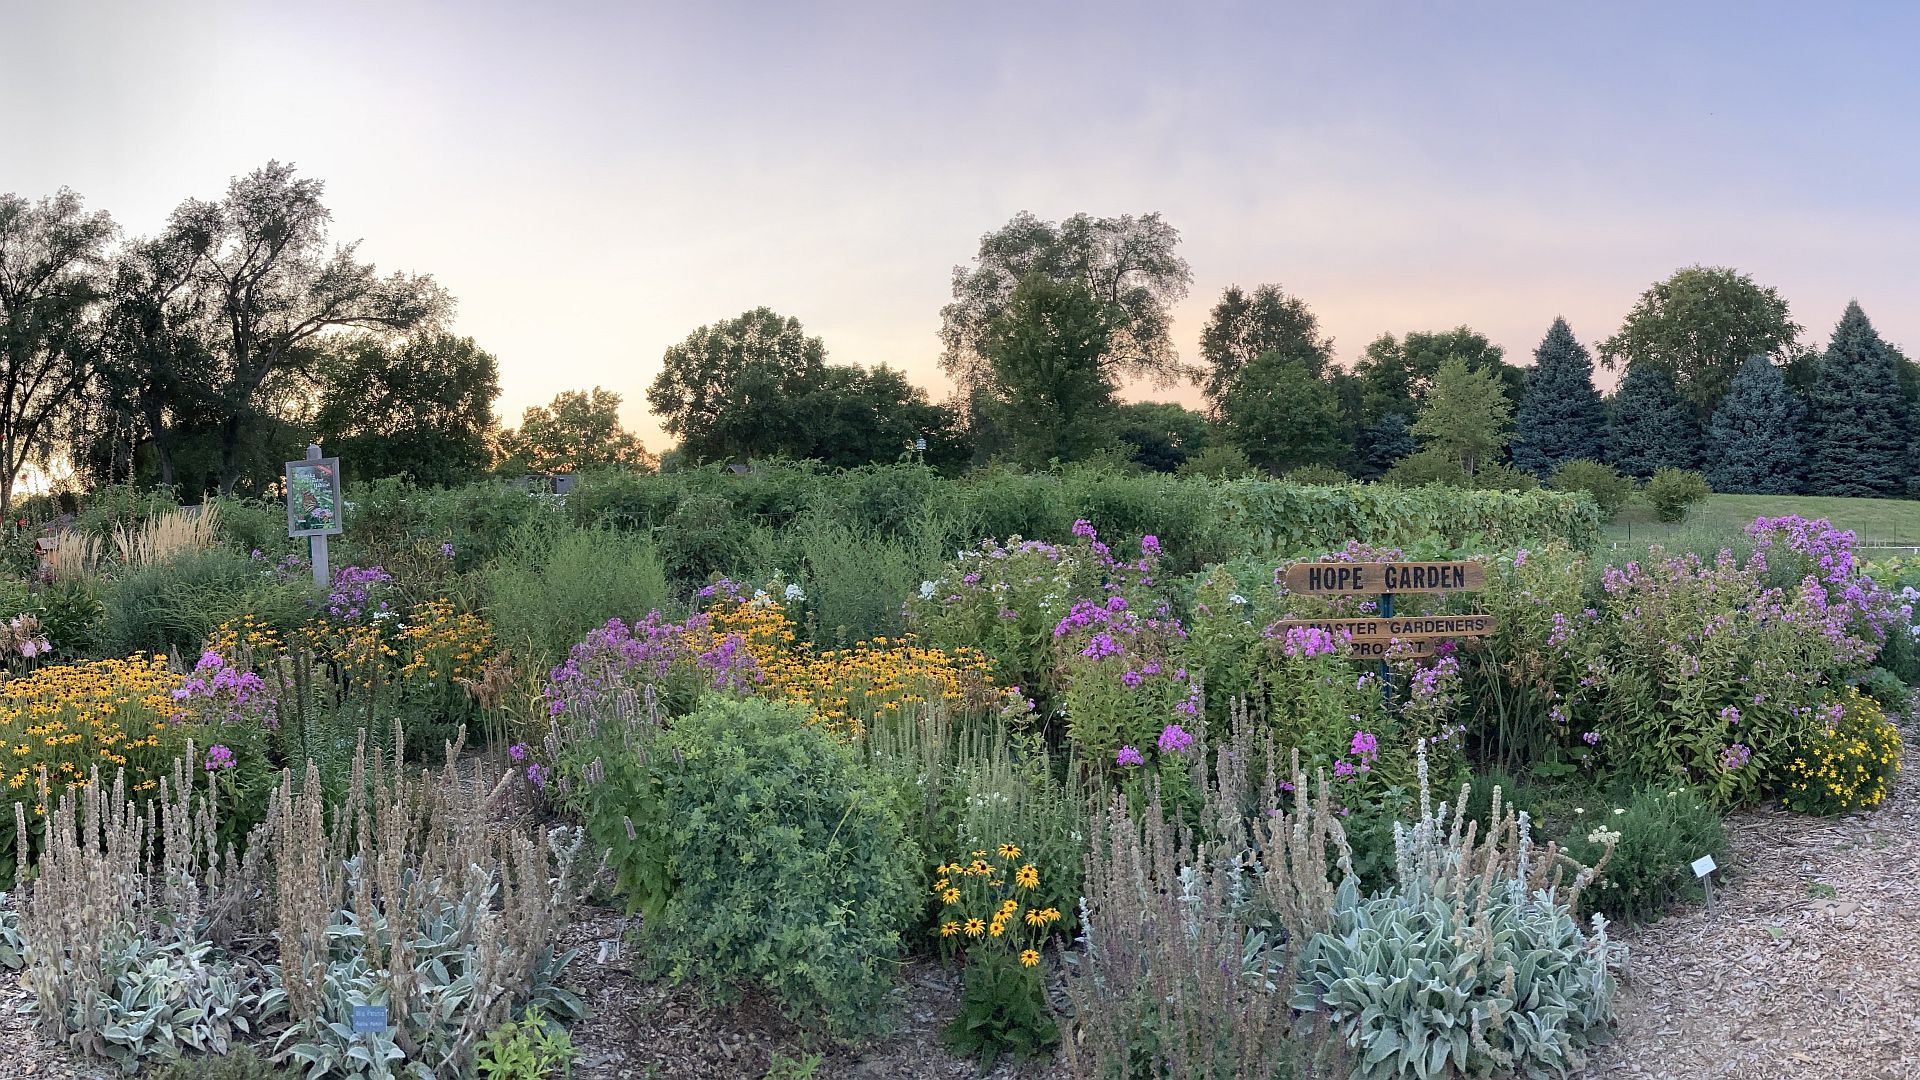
[1273,560,1492,700]
[285,444,343,590]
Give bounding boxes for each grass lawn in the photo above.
[1603,492,1920,551]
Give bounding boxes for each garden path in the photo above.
[1583,731,1920,1080]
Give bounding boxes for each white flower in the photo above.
[1613,807,1626,816]
[920,580,937,600]
[1586,827,1622,846]
[1228,593,1248,606]
[1574,807,1585,815]
[784,583,805,602]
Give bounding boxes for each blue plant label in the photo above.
[351,1004,389,1033]
[1691,854,1717,878]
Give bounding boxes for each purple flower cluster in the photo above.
[1748,515,1910,641]
[544,612,767,716]
[1115,745,1146,767]
[203,744,236,771]
[327,565,395,622]
[1157,723,1194,755]
[1271,624,1345,659]
[1333,729,1379,778]
[1721,743,1752,771]
[173,651,278,729]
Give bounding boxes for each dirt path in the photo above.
[1584,733,1920,1079]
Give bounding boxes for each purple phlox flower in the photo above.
[1582,730,1600,746]
[526,762,550,789]
[508,743,529,762]
[1115,745,1145,767]
[204,744,235,771]
[1140,534,1161,558]
[1071,519,1098,541]
[1121,669,1144,689]
[1157,724,1195,755]
[1720,743,1752,772]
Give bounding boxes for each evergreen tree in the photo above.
[1804,301,1912,497]
[1355,412,1417,478]
[1704,355,1802,494]
[1608,364,1701,478]
[1511,318,1607,477]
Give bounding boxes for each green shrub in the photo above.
[1558,786,1725,923]
[1280,463,1350,485]
[1175,444,1255,479]
[485,525,672,664]
[792,515,943,644]
[1643,468,1712,523]
[1550,459,1635,518]
[1383,447,1466,488]
[644,696,919,1034]
[98,547,258,658]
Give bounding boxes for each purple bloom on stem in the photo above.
[204,744,236,771]
[1582,730,1600,746]
[508,743,529,763]
[1157,724,1194,755]
[526,763,550,789]
[1141,534,1161,558]
[1115,745,1146,767]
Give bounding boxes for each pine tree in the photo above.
[1356,412,1417,478]
[1511,317,1607,477]
[1804,301,1912,497]
[1704,355,1802,494]
[1608,364,1701,478]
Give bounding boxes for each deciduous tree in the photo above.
[1198,283,1330,407]
[1599,265,1800,410]
[497,388,654,474]
[312,333,500,486]
[980,274,1118,467]
[649,307,826,463]
[1219,352,1346,474]
[1411,356,1512,478]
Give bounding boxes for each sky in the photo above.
[9,0,1920,451]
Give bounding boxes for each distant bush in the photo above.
[1644,468,1712,523]
[1280,463,1350,485]
[485,524,673,664]
[1175,444,1255,479]
[1551,459,1635,518]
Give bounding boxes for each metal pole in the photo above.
[1378,591,1394,704]
[306,444,329,590]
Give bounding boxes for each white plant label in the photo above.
[1691,854,1718,878]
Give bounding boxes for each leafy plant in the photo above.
[1783,689,1904,815]
[1549,459,1634,518]
[641,695,920,1034]
[150,1045,304,1079]
[1643,467,1712,523]
[475,1005,577,1079]
[1558,786,1726,924]
[932,844,1063,1062]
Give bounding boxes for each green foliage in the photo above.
[1219,351,1348,473]
[1513,318,1608,477]
[312,333,500,487]
[46,935,265,1071]
[981,273,1120,467]
[150,1045,302,1080]
[1558,787,1726,924]
[1600,265,1801,409]
[762,1052,825,1079]
[1355,327,1521,424]
[1782,689,1905,815]
[1356,412,1418,479]
[643,696,919,1034]
[1704,355,1803,494]
[647,307,829,465]
[1644,468,1712,523]
[1115,401,1212,473]
[475,1006,577,1080]
[1608,364,1701,478]
[1412,356,1512,477]
[496,388,654,474]
[1281,463,1350,486]
[1549,459,1634,519]
[796,363,960,470]
[1295,886,1614,1079]
[791,515,943,644]
[1200,282,1333,402]
[98,547,259,658]
[944,950,1058,1064]
[484,525,672,664]
[1175,444,1255,479]
[1804,302,1912,498]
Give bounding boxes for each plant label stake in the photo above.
[351,1003,387,1034]
[1692,854,1718,913]
[285,443,344,590]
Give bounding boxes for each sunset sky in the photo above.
[11,1,1920,450]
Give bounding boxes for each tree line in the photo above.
[5,167,1916,509]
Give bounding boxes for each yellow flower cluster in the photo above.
[396,599,493,687]
[1784,690,1904,815]
[0,655,179,807]
[207,614,284,659]
[694,595,997,737]
[299,620,399,691]
[933,845,1060,968]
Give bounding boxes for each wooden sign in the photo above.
[1282,560,1484,596]
[1271,614,1496,643]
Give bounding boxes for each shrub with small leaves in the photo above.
[1642,468,1711,523]
[1783,689,1904,815]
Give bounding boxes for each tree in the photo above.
[1219,351,1347,473]
[0,188,115,515]
[497,388,654,474]
[649,307,827,463]
[1355,412,1417,479]
[1511,318,1608,477]
[1607,364,1701,477]
[980,274,1118,467]
[1803,301,1911,497]
[1354,327,1522,425]
[172,162,448,493]
[1114,401,1212,473]
[1198,283,1330,407]
[1704,355,1802,494]
[1600,266,1801,410]
[939,211,1191,397]
[312,333,500,486]
[796,364,960,469]
[1411,357,1512,478]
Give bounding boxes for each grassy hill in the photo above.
[1603,493,1920,550]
